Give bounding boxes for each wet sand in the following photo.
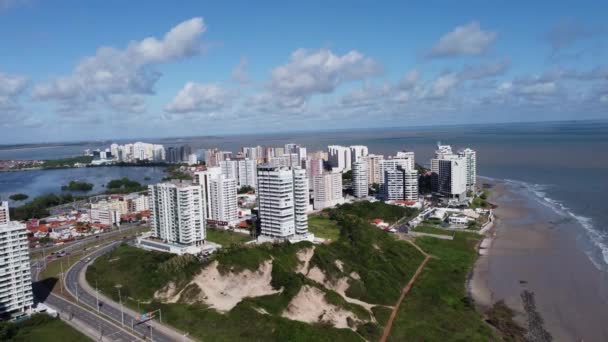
[471,180,608,341]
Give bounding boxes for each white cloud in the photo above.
[165,82,232,113]
[458,60,510,80]
[428,21,497,58]
[0,72,29,111]
[33,17,206,114]
[429,73,459,98]
[231,57,249,84]
[269,48,381,98]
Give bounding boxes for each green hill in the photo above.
[87,201,494,341]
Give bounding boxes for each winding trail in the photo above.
[379,238,434,342]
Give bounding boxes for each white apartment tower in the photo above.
[237,159,257,188]
[327,145,351,172]
[379,158,410,184]
[383,168,419,201]
[365,154,384,185]
[352,161,369,198]
[349,145,369,165]
[458,148,477,192]
[0,202,34,316]
[257,166,309,239]
[148,182,206,245]
[313,172,344,210]
[219,160,239,181]
[435,158,467,200]
[195,168,238,225]
[208,175,238,224]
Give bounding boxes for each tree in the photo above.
[9,193,28,201]
[342,170,353,181]
[238,185,255,194]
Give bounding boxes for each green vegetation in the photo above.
[42,156,94,169]
[105,177,147,194]
[0,314,89,342]
[9,193,77,221]
[342,170,352,181]
[413,225,454,236]
[86,201,492,341]
[9,193,28,201]
[61,180,94,191]
[330,201,418,224]
[388,232,496,341]
[87,243,201,300]
[162,171,192,181]
[237,185,255,194]
[206,229,253,246]
[470,190,491,209]
[307,216,341,241]
[486,300,526,341]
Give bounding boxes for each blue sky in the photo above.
[0,0,607,143]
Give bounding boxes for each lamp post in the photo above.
[115,284,124,327]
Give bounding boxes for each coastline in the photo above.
[471,178,608,341]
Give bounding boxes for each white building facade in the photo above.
[148,183,206,245]
[0,202,34,316]
[313,172,344,210]
[257,166,309,239]
[352,161,369,198]
[327,145,351,172]
[237,159,258,188]
[458,148,477,192]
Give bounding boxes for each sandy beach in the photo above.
[471,180,608,341]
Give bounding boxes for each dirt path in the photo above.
[379,239,433,342]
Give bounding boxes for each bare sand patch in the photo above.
[155,260,280,312]
[282,285,360,330]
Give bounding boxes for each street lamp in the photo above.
[115,284,124,327]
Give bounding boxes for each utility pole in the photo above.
[59,261,64,295]
[96,280,100,313]
[115,284,124,327]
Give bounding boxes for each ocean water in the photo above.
[1,120,607,269]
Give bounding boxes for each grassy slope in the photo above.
[86,202,492,341]
[307,216,341,241]
[1,314,90,342]
[205,229,253,246]
[388,233,496,341]
[414,225,455,236]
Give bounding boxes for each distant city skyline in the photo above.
[1,1,607,143]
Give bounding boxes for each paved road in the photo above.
[30,224,143,256]
[32,247,143,341]
[64,243,187,342]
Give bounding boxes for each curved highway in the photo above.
[32,239,144,341]
[64,242,189,342]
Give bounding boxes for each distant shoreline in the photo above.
[470,178,608,341]
[0,163,170,173]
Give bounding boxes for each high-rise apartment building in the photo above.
[313,172,344,210]
[0,202,34,316]
[257,166,309,239]
[434,158,467,200]
[327,145,351,172]
[379,158,410,184]
[268,154,299,169]
[349,145,369,164]
[458,148,477,192]
[365,154,384,185]
[219,160,239,181]
[237,159,257,188]
[208,175,238,224]
[352,161,369,198]
[383,167,419,201]
[395,151,416,171]
[148,182,206,245]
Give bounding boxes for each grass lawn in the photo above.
[307,216,341,241]
[205,229,253,246]
[0,314,90,341]
[387,232,496,341]
[414,225,455,236]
